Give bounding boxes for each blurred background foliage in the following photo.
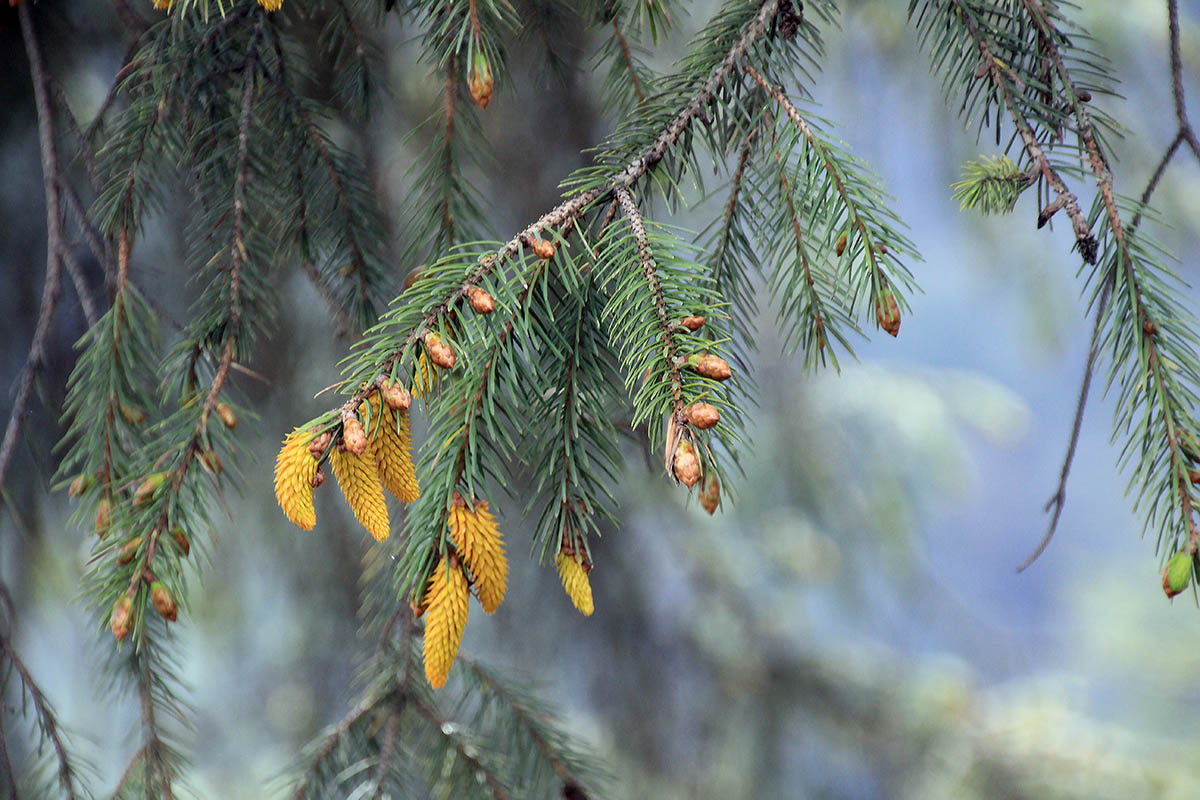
[3,0,1200,797]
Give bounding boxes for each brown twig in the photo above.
[611,19,646,105]
[2,4,67,499]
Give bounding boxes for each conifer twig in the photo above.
[1019,0,1200,569]
[611,18,646,105]
[0,586,84,800]
[332,0,783,421]
[2,3,66,498]
[615,187,687,437]
[412,699,510,800]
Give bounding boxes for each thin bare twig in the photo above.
[2,4,67,498]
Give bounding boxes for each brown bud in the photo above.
[120,404,145,426]
[201,449,223,475]
[834,231,848,257]
[468,55,494,109]
[699,471,720,515]
[687,354,732,382]
[110,595,134,642]
[133,472,167,506]
[150,582,177,622]
[68,474,92,497]
[424,332,457,370]
[342,417,368,456]
[1144,320,1158,337]
[117,537,143,565]
[170,528,191,557]
[878,244,889,255]
[402,268,425,292]
[681,315,707,332]
[216,403,237,429]
[380,381,412,412]
[530,238,555,260]
[685,402,720,430]
[673,441,701,488]
[876,290,901,337]
[311,470,326,489]
[468,287,496,315]
[411,600,428,619]
[95,498,112,536]
[308,430,333,459]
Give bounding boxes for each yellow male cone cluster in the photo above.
[422,553,470,688]
[274,428,320,530]
[368,400,420,504]
[556,553,594,616]
[329,446,390,541]
[447,495,508,614]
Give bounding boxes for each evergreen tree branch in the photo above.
[611,17,646,106]
[615,187,687,445]
[135,654,172,800]
[332,0,784,421]
[0,711,15,800]
[290,702,376,800]
[411,699,511,800]
[2,3,67,499]
[1022,0,1200,570]
[741,61,900,310]
[0,586,86,800]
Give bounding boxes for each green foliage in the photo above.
[952,154,1029,214]
[7,0,1200,796]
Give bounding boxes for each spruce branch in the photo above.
[615,188,689,454]
[329,0,784,423]
[741,61,900,314]
[411,698,512,800]
[610,17,647,106]
[2,3,67,499]
[0,586,87,800]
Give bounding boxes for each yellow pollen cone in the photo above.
[274,429,319,530]
[422,554,469,688]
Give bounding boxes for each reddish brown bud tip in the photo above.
[110,596,134,642]
[1144,320,1158,337]
[216,403,237,429]
[681,315,707,332]
[699,471,720,515]
[342,417,368,456]
[117,537,143,566]
[308,430,333,459]
[834,231,848,258]
[310,470,326,489]
[530,238,555,260]
[69,474,93,498]
[402,268,425,292]
[170,528,191,557]
[150,582,178,622]
[876,290,901,337]
[201,449,223,475]
[381,381,412,411]
[133,472,167,506]
[468,57,494,109]
[424,332,457,370]
[685,402,720,430]
[468,287,496,315]
[411,600,428,619]
[95,498,112,536]
[687,354,732,382]
[120,404,146,426]
[672,441,701,488]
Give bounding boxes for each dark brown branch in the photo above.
[58,244,100,328]
[2,4,67,498]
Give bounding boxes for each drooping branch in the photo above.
[329,0,784,426]
[2,4,67,497]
